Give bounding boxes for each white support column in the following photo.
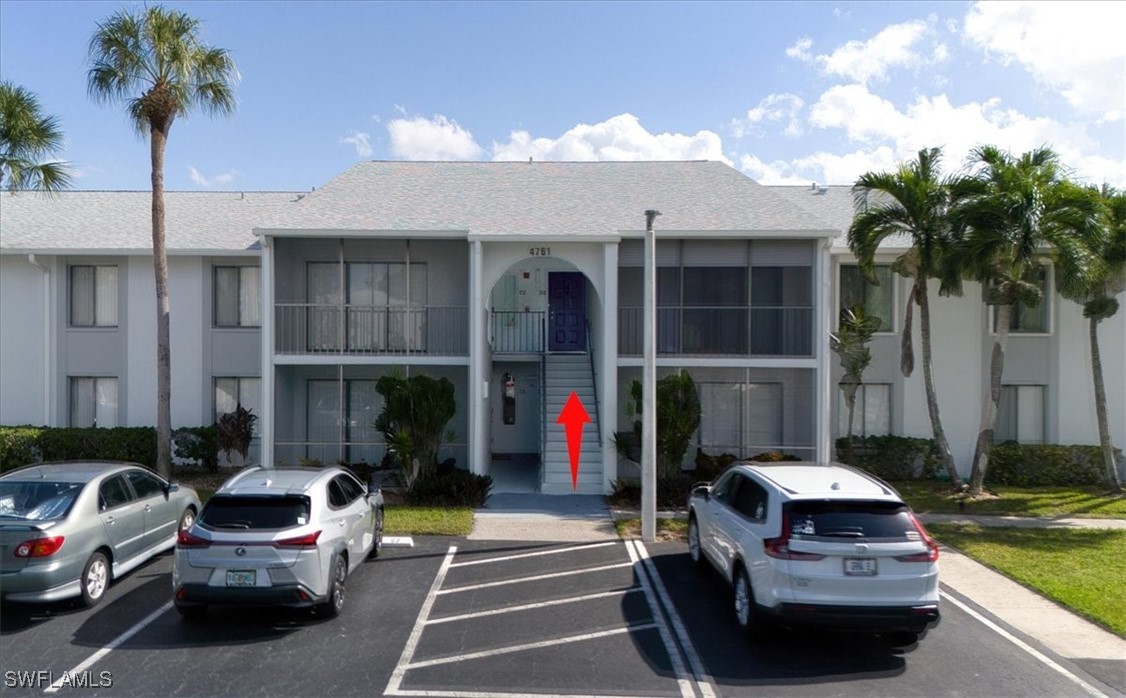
[642,211,660,543]
[468,240,486,476]
[601,242,619,494]
[259,234,275,468]
[816,239,833,462]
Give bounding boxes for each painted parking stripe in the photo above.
[436,562,633,594]
[632,540,717,698]
[448,541,618,568]
[624,540,700,698]
[426,588,642,625]
[940,590,1108,698]
[385,545,459,697]
[44,601,172,694]
[403,624,660,670]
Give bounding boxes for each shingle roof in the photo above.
[763,184,915,252]
[0,191,303,254]
[258,161,839,236]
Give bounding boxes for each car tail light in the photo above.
[177,530,211,548]
[274,531,321,548]
[764,511,825,561]
[14,536,65,558]
[895,513,940,562]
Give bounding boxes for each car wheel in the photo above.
[687,516,705,569]
[368,509,384,559]
[733,567,767,641]
[176,604,208,621]
[80,552,110,608]
[178,507,196,532]
[318,555,347,618]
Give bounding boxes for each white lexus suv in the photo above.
[686,461,939,643]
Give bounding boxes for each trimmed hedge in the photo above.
[986,444,1119,487]
[835,435,943,480]
[608,475,695,509]
[405,468,493,508]
[0,426,43,472]
[1,425,224,473]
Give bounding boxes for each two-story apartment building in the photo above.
[2,161,1122,493]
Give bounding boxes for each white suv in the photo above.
[686,461,939,643]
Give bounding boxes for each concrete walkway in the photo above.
[470,498,1125,686]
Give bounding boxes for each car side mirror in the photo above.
[692,484,711,501]
[165,481,180,495]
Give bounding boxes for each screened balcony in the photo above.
[275,304,469,356]
[618,306,813,357]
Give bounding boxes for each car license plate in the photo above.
[226,570,256,587]
[844,557,877,576]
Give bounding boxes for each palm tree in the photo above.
[1055,185,1125,491]
[949,146,1102,495]
[87,6,238,478]
[848,147,963,485]
[830,305,882,447]
[0,81,72,192]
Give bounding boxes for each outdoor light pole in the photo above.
[642,209,660,542]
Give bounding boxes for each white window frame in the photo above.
[214,377,261,429]
[836,262,896,334]
[213,265,261,327]
[69,265,118,327]
[69,376,118,428]
[989,265,1052,336]
[995,384,1046,444]
[837,383,891,438]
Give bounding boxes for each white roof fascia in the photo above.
[0,247,261,257]
[467,232,622,243]
[253,228,470,239]
[617,229,838,239]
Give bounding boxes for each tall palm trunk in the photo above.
[151,118,173,478]
[917,274,961,485]
[969,302,1012,494]
[1089,315,1122,490]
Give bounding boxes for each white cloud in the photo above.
[339,131,373,158]
[789,19,947,84]
[786,37,813,61]
[188,166,239,187]
[387,115,484,160]
[491,113,731,165]
[736,83,1125,187]
[732,93,805,138]
[963,1,1126,121]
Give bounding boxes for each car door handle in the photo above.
[337,518,347,527]
[105,516,116,524]
[144,504,152,512]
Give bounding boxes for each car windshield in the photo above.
[199,495,311,530]
[0,481,84,521]
[787,500,918,541]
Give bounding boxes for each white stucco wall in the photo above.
[0,255,51,425]
[125,256,207,428]
[1055,295,1126,450]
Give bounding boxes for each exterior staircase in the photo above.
[541,353,602,494]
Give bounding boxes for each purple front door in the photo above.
[548,272,586,352]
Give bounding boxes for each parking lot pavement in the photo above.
[385,539,712,698]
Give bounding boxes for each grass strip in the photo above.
[894,482,1126,519]
[613,517,688,541]
[928,523,1126,637]
[384,505,474,536]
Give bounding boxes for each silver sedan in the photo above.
[0,461,201,607]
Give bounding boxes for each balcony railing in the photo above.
[275,304,468,356]
[618,306,814,357]
[490,310,545,353]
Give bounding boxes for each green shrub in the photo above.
[0,426,44,472]
[987,444,1118,486]
[37,427,158,467]
[835,435,942,480]
[691,448,802,483]
[173,426,221,472]
[607,475,694,509]
[404,468,492,508]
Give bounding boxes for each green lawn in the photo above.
[893,481,1126,519]
[613,517,688,541]
[928,523,1126,637]
[384,505,474,536]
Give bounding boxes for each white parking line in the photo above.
[436,562,633,594]
[940,590,1109,698]
[624,540,700,698]
[44,601,172,694]
[448,541,618,568]
[632,540,717,698]
[426,588,642,625]
[385,545,458,697]
[403,624,659,670]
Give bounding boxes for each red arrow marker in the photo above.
[556,392,591,491]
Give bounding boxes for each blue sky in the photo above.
[1,1,1122,192]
